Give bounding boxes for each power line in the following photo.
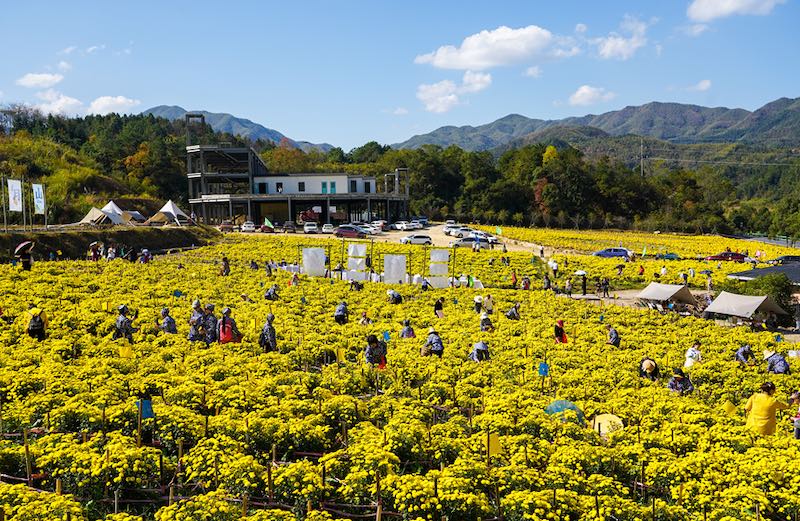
[646,157,800,167]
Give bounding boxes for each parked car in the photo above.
[321,224,335,234]
[408,220,424,230]
[443,223,461,236]
[281,221,297,233]
[655,252,681,260]
[240,221,256,233]
[371,220,388,231]
[400,234,433,245]
[704,251,746,262]
[412,216,429,226]
[592,247,632,259]
[394,221,410,230]
[450,237,490,249]
[445,219,456,226]
[334,225,367,239]
[218,221,236,233]
[769,255,800,265]
[303,222,319,234]
[469,231,500,245]
[259,223,275,233]
[453,227,474,238]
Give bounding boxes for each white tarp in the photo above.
[79,207,125,226]
[429,276,449,289]
[384,254,407,284]
[430,249,450,263]
[302,248,327,277]
[102,200,124,215]
[636,283,696,305]
[429,263,449,276]
[344,270,367,282]
[704,291,787,318]
[348,257,366,271]
[348,243,367,257]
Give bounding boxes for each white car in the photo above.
[443,224,461,236]
[445,219,456,226]
[408,220,424,230]
[321,224,335,234]
[469,231,501,244]
[240,221,256,233]
[371,220,387,231]
[400,234,433,245]
[303,222,319,234]
[450,237,491,249]
[452,227,474,238]
[394,220,410,230]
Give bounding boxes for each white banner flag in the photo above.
[32,184,45,215]
[7,179,22,212]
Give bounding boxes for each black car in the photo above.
[281,221,297,233]
[770,255,800,265]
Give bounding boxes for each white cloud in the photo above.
[86,44,106,54]
[593,15,649,60]
[568,85,616,106]
[416,70,494,113]
[685,23,710,36]
[688,79,712,91]
[688,0,785,21]
[460,70,492,93]
[417,80,460,113]
[575,23,588,33]
[87,95,142,115]
[655,44,664,56]
[35,89,84,115]
[57,60,72,71]
[58,45,76,55]
[524,66,542,78]
[392,107,408,116]
[16,73,64,88]
[414,25,554,70]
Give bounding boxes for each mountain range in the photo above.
[141,105,333,153]
[393,97,800,151]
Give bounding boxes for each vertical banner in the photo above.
[32,184,45,215]
[7,179,22,212]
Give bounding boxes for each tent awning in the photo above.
[704,290,787,318]
[101,200,124,215]
[636,283,696,304]
[79,207,125,225]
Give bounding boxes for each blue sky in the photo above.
[1,0,797,149]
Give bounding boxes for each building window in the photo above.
[257,182,268,194]
[276,182,283,194]
[298,182,305,192]
[330,182,336,194]
[350,180,357,192]
[321,181,328,194]
[364,181,371,193]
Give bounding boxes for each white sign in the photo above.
[7,179,22,212]
[32,184,45,215]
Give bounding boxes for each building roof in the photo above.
[636,283,696,304]
[728,263,800,284]
[704,291,787,318]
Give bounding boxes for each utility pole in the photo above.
[640,136,644,178]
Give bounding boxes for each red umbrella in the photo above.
[14,241,34,255]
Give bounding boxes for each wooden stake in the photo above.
[55,478,62,495]
[23,429,32,486]
[169,485,175,505]
[137,399,143,447]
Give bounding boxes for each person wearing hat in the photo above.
[114,305,138,343]
[469,340,490,362]
[505,303,521,321]
[434,297,445,319]
[473,295,483,314]
[667,368,694,395]
[479,312,494,332]
[202,304,218,344]
[735,344,755,365]
[764,349,791,374]
[259,313,278,353]
[359,311,373,326]
[188,300,204,341]
[606,324,620,347]
[399,319,416,339]
[422,327,444,358]
[159,308,177,334]
[334,301,349,325]
[365,334,387,368]
[386,289,402,305]
[639,357,661,381]
[218,307,242,344]
[554,320,567,344]
[745,382,792,435]
[264,284,280,301]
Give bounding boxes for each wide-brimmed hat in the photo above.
[428,326,437,334]
[642,359,656,373]
[221,307,231,315]
[118,304,128,314]
[205,303,215,311]
[192,299,201,308]
[763,349,776,360]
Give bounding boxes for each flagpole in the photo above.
[43,184,48,229]
[1,172,7,233]
[21,175,26,231]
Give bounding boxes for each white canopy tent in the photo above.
[121,210,146,223]
[101,200,124,215]
[704,291,787,318]
[79,207,126,226]
[636,283,696,305]
[145,200,191,226]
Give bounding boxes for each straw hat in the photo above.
[763,349,776,360]
[428,326,437,334]
[642,359,656,373]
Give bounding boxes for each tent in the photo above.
[121,210,146,223]
[145,200,191,226]
[704,291,787,319]
[636,283,696,305]
[101,200,124,215]
[79,207,125,226]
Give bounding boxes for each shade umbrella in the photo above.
[14,241,34,255]
[591,414,624,435]
[574,270,587,276]
[544,399,585,425]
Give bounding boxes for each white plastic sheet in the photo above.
[430,249,450,263]
[344,270,367,281]
[384,254,407,284]
[348,243,368,257]
[348,257,366,271]
[302,248,327,277]
[429,263,449,276]
[429,276,449,289]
